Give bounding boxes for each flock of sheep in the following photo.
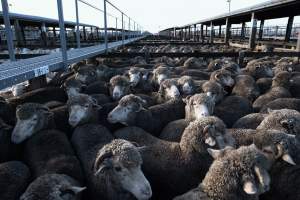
[0,42,300,200]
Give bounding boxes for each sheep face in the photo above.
[177,76,195,95]
[254,130,297,166]
[183,57,204,69]
[153,66,170,85]
[182,117,233,152]
[109,75,131,101]
[202,81,226,103]
[67,94,101,127]
[203,145,271,199]
[184,93,215,121]
[257,109,300,138]
[210,69,235,87]
[107,95,146,126]
[246,61,274,79]
[12,103,52,144]
[159,79,180,100]
[94,140,152,200]
[128,67,142,87]
[20,174,85,200]
[222,62,241,76]
[208,59,224,71]
[271,71,291,88]
[64,79,84,97]
[74,67,97,84]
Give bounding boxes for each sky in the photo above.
[1,0,299,33]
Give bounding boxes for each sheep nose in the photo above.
[201,112,209,117]
[140,186,152,197]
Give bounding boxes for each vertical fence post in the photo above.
[57,0,68,68]
[116,17,118,41]
[129,18,131,39]
[1,0,15,61]
[122,13,124,46]
[75,0,81,48]
[103,0,108,52]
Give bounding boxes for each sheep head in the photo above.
[203,144,271,199]
[128,67,142,87]
[181,116,234,153]
[67,94,101,127]
[177,76,195,95]
[94,139,152,200]
[63,78,85,97]
[210,69,235,87]
[254,129,297,166]
[109,75,131,101]
[74,66,97,85]
[107,94,147,126]
[152,66,170,85]
[202,81,226,104]
[12,103,53,144]
[159,79,180,100]
[184,93,215,121]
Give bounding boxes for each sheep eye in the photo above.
[114,166,122,172]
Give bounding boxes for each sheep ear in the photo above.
[207,148,223,159]
[183,95,192,104]
[94,152,113,176]
[243,180,258,195]
[62,186,87,195]
[282,153,296,165]
[91,98,102,110]
[214,73,220,81]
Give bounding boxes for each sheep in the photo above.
[260,98,300,113]
[22,129,84,182]
[253,71,292,111]
[160,93,216,142]
[92,64,125,82]
[180,70,210,81]
[20,174,86,200]
[67,93,102,127]
[201,80,226,104]
[243,58,274,79]
[183,57,207,70]
[0,119,21,162]
[155,79,180,103]
[252,130,300,200]
[256,78,272,94]
[83,80,109,95]
[209,69,235,93]
[207,59,225,72]
[109,75,131,101]
[0,161,31,200]
[222,62,242,77]
[108,94,185,136]
[8,87,68,109]
[173,145,271,200]
[232,75,260,102]
[74,66,98,85]
[232,113,267,129]
[177,76,197,95]
[290,75,300,98]
[114,116,234,198]
[71,124,152,200]
[214,95,253,128]
[152,66,171,87]
[63,78,84,97]
[256,109,300,139]
[11,103,55,144]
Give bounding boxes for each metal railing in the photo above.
[0,0,144,65]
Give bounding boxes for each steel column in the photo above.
[116,18,118,41]
[122,13,125,46]
[14,19,25,46]
[258,19,264,40]
[225,18,231,44]
[285,16,294,42]
[210,21,214,44]
[194,24,196,41]
[200,24,204,42]
[103,0,108,51]
[297,30,300,51]
[1,0,15,61]
[248,12,257,49]
[75,0,81,48]
[57,0,68,68]
[219,25,222,37]
[241,22,245,38]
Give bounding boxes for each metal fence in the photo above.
[0,0,143,64]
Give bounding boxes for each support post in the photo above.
[219,25,222,37]
[210,21,214,44]
[75,0,81,48]
[225,17,231,44]
[200,24,204,43]
[14,19,25,46]
[122,13,124,46]
[285,16,294,42]
[1,0,15,61]
[83,26,86,41]
[40,22,48,47]
[56,0,68,68]
[297,30,300,51]
[241,22,245,38]
[174,27,176,39]
[194,24,196,41]
[258,19,264,40]
[103,0,108,51]
[248,12,257,49]
[116,18,118,41]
